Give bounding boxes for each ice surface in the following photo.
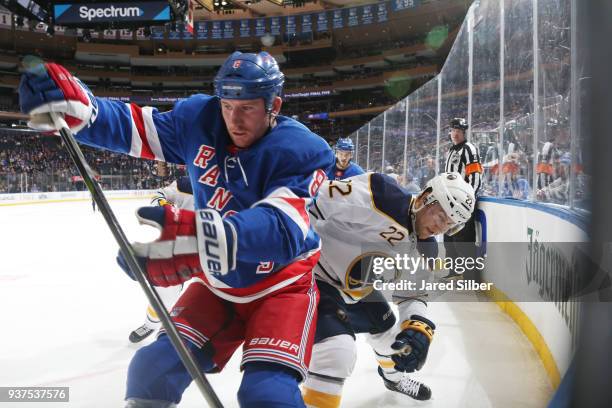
[0,199,552,407]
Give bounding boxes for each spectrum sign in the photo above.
[54,2,171,24]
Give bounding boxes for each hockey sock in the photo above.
[303,376,343,408]
[238,362,306,408]
[146,285,183,325]
[125,335,215,404]
[145,306,160,325]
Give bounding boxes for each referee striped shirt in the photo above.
[445,141,483,195]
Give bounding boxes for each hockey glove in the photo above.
[116,206,235,287]
[391,315,435,373]
[19,62,97,134]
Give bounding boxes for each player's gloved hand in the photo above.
[18,62,97,134]
[116,206,235,287]
[391,315,435,373]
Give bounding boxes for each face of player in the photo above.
[336,150,353,169]
[221,97,281,148]
[415,201,456,239]
[450,128,466,145]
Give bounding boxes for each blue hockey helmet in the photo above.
[335,138,355,152]
[214,51,285,112]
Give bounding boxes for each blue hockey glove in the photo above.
[391,315,435,373]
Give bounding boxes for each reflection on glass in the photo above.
[343,0,584,210]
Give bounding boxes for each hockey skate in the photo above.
[378,367,432,401]
[129,321,158,343]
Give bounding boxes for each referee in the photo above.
[444,118,483,280]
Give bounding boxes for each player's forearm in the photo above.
[227,206,312,266]
[396,297,428,323]
[75,98,184,164]
[74,97,136,155]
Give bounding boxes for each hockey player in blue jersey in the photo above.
[19,51,335,407]
[328,137,365,180]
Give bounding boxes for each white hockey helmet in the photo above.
[421,172,475,233]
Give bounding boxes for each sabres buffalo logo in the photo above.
[343,252,390,300]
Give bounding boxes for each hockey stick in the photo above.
[0,110,29,121]
[49,112,224,408]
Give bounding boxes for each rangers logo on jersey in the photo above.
[170,306,185,317]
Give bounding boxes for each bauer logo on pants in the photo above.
[249,337,299,353]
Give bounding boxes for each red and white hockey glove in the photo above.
[18,62,97,134]
[117,206,235,287]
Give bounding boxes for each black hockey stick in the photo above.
[49,112,224,408]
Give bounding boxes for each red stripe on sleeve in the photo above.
[281,197,310,228]
[130,103,154,159]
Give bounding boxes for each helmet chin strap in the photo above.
[409,196,420,236]
[266,110,278,134]
[411,191,428,215]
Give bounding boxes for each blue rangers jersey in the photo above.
[75,94,334,302]
[327,162,365,181]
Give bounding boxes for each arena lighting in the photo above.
[15,0,48,21]
[196,0,214,12]
[261,32,275,46]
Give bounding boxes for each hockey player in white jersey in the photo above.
[129,176,195,343]
[303,172,475,407]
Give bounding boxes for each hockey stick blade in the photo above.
[49,112,224,408]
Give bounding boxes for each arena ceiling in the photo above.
[192,0,378,19]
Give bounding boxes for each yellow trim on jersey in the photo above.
[343,287,374,300]
[302,387,341,408]
[366,173,412,235]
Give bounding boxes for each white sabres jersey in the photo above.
[309,173,423,304]
[153,176,195,210]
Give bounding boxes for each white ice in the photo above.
[0,199,552,407]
